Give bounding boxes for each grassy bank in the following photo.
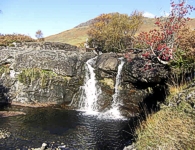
[134,84,195,150]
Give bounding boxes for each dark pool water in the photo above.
[0,106,133,150]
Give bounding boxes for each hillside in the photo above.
[45,26,89,46]
[45,17,195,46]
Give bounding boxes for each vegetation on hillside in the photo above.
[87,11,144,52]
[0,33,36,46]
[45,26,89,46]
[85,0,195,79]
[45,17,195,47]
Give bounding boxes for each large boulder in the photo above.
[123,49,168,84]
[96,53,119,78]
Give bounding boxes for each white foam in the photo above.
[79,57,102,112]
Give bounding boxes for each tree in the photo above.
[169,27,195,69]
[87,13,112,52]
[177,28,195,55]
[136,0,194,64]
[35,30,44,41]
[88,11,143,53]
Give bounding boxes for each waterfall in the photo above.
[112,58,125,106]
[70,56,126,120]
[78,57,101,113]
[98,58,125,120]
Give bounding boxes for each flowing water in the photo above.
[112,58,125,106]
[78,57,101,113]
[0,106,133,150]
[78,57,125,120]
[98,58,125,120]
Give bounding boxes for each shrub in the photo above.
[0,33,36,46]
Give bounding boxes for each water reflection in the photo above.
[0,106,133,149]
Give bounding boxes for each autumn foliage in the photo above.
[87,13,112,51]
[177,28,195,56]
[136,0,195,64]
[0,33,36,46]
[88,11,143,52]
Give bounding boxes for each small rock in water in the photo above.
[0,128,11,139]
[31,143,47,150]
[40,143,47,150]
[123,144,136,150]
[58,145,66,149]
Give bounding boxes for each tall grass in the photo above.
[134,68,195,150]
[135,107,195,150]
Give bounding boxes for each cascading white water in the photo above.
[73,56,126,119]
[79,57,101,113]
[98,58,125,120]
[112,58,125,106]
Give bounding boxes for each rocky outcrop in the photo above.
[95,49,169,116]
[167,81,195,111]
[0,42,96,105]
[0,43,169,116]
[0,42,78,51]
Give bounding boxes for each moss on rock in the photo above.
[17,68,72,88]
[0,65,10,76]
[100,78,114,89]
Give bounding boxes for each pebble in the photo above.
[30,143,66,150]
[0,129,11,139]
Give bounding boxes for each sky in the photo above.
[0,0,195,39]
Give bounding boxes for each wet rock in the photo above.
[31,143,47,150]
[96,53,118,78]
[123,143,136,150]
[0,111,26,117]
[97,53,118,71]
[58,145,66,149]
